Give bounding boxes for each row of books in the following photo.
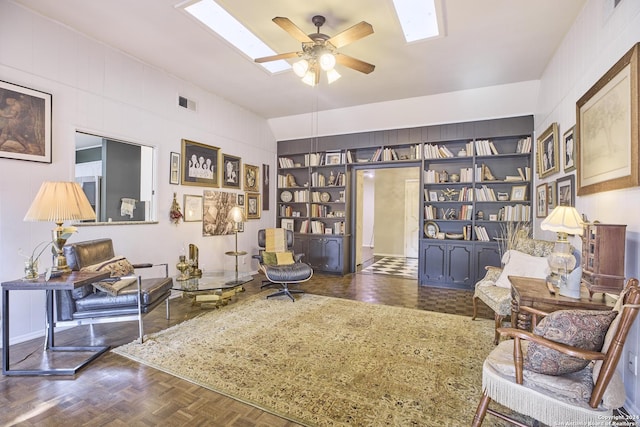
[279,205,305,217]
[298,220,345,235]
[499,204,531,222]
[474,225,491,241]
[423,144,456,159]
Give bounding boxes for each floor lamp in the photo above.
[225,206,247,285]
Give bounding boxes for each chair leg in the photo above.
[260,280,274,289]
[494,314,504,345]
[471,392,492,427]
[472,296,478,320]
[266,282,304,302]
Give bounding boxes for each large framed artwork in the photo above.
[536,122,559,178]
[181,139,219,187]
[202,190,238,236]
[222,153,242,189]
[577,42,639,195]
[0,80,52,163]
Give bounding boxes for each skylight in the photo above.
[181,0,290,73]
[392,0,442,42]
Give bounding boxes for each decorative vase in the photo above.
[24,259,39,280]
[176,255,190,281]
[450,173,460,183]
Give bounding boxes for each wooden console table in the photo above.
[2,270,110,376]
[509,275,616,331]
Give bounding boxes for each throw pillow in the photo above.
[93,277,137,296]
[80,255,135,277]
[495,250,549,288]
[524,309,617,375]
[275,252,295,265]
[262,251,278,266]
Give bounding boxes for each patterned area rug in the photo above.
[113,293,497,426]
[360,256,419,279]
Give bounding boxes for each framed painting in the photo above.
[170,152,180,185]
[181,139,219,187]
[562,126,576,172]
[576,42,639,195]
[202,190,238,236]
[547,181,556,211]
[536,122,559,178]
[510,185,527,201]
[557,174,576,207]
[244,163,259,192]
[222,153,241,189]
[246,192,261,219]
[0,80,52,163]
[262,163,270,211]
[183,194,203,222]
[237,193,245,207]
[536,183,548,218]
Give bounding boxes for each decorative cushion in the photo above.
[262,251,295,266]
[525,310,617,375]
[92,277,137,296]
[80,255,135,277]
[495,250,550,288]
[275,252,295,265]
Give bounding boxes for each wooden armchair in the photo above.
[472,278,640,426]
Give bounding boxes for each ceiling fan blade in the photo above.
[273,17,314,43]
[326,21,374,49]
[254,51,300,63]
[335,54,375,74]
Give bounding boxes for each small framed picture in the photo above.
[222,153,241,189]
[246,192,261,219]
[181,139,219,187]
[536,183,548,218]
[557,174,576,207]
[547,181,556,211]
[325,151,342,165]
[489,214,498,221]
[237,193,245,207]
[562,126,576,173]
[429,190,438,202]
[244,164,259,192]
[183,194,203,222]
[170,152,180,185]
[536,122,560,178]
[281,218,294,231]
[510,185,527,201]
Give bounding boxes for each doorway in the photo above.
[353,166,420,274]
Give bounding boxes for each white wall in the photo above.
[0,1,276,344]
[533,0,640,413]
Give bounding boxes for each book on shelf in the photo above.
[333,222,345,235]
[424,205,437,219]
[278,157,295,168]
[474,225,490,241]
[516,136,532,153]
[423,144,455,159]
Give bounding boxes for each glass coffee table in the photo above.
[172,271,252,309]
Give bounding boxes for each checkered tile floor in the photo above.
[359,256,419,279]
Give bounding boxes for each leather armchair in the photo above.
[57,238,173,342]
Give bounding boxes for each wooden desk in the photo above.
[2,270,110,376]
[509,275,616,331]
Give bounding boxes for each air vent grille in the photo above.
[178,95,197,111]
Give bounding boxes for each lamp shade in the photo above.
[24,181,96,222]
[540,206,584,236]
[227,206,246,223]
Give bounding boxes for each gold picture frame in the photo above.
[536,183,548,218]
[536,122,559,178]
[510,185,527,201]
[246,192,261,219]
[181,139,219,187]
[576,42,639,196]
[244,164,259,192]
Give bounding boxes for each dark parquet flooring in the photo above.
[0,263,494,427]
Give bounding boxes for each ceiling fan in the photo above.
[255,15,375,86]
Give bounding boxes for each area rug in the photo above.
[359,256,418,279]
[113,293,496,426]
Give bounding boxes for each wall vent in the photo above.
[178,95,197,112]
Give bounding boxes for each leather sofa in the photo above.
[56,238,173,342]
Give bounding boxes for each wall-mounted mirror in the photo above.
[75,131,156,223]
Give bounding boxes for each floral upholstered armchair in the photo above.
[472,238,562,344]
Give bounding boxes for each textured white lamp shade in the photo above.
[540,206,584,236]
[24,181,96,222]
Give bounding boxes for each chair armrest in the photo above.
[294,253,304,262]
[497,326,606,384]
[132,263,153,269]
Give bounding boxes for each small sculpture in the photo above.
[189,244,202,278]
[441,188,458,201]
[328,171,336,186]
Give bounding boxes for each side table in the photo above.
[2,270,110,376]
[225,250,247,285]
[509,275,616,331]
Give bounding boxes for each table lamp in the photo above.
[540,205,584,297]
[24,181,96,273]
[226,206,247,285]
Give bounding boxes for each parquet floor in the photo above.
[0,265,494,427]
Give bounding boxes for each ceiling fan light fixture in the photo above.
[301,70,317,86]
[319,52,336,71]
[326,68,341,84]
[293,59,309,77]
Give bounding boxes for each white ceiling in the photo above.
[15,0,586,119]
